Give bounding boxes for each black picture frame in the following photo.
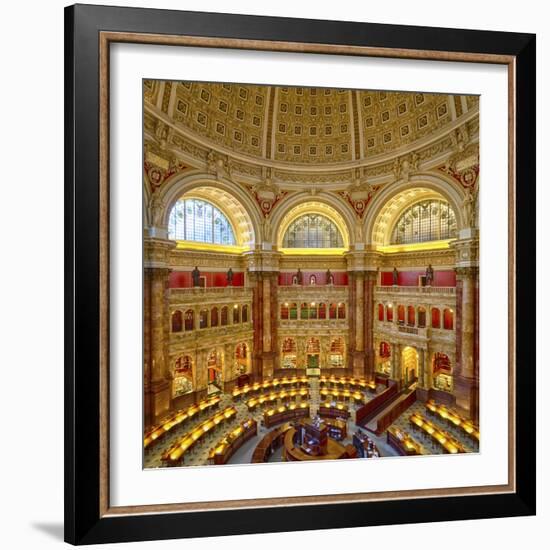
[65,3,536,545]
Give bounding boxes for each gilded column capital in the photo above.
[144,237,177,269]
[455,266,479,279]
[243,250,281,273]
[144,266,172,278]
[451,236,479,269]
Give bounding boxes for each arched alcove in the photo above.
[157,174,262,248]
[364,173,466,248]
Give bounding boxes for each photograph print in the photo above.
[142,80,480,469]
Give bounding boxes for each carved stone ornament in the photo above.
[439,141,480,189]
[248,182,289,218]
[338,182,380,219]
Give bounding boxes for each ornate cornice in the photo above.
[144,102,478,191]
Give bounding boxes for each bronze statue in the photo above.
[192,266,201,287]
[226,267,233,286]
[425,264,434,286]
[392,267,399,286]
[296,268,303,285]
[326,269,334,285]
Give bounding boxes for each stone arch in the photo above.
[156,172,262,247]
[364,172,466,247]
[270,193,355,251]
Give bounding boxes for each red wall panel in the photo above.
[380,272,394,286]
[169,271,244,288]
[278,271,348,286]
[380,270,456,287]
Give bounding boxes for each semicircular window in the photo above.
[391,199,457,245]
[168,198,236,245]
[283,214,344,248]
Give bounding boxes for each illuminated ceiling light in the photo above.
[284,302,289,307]
[311,302,315,306]
[234,304,238,309]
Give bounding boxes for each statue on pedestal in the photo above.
[226,267,233,286]
[296,268,303,285]
[425,264,434,286]
[392,267,399,286]
[192,266,201,287]
[326,269,334,285]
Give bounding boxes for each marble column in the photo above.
[249,270,278,380]
[250,272,264,381]
[454,266,478,418]
[144,267,172,424]
[418,348,426,388]
[348,271,366,377]
[416,347,430,402]
[194,349,208,400]
[347,272,356,370]
[363,271,377,380]
[425,349,433,390]
[392,343,402,386]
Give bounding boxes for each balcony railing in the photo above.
[170,287,253,305]
[375,285,456,295]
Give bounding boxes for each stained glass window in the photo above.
[168,198,236,245]
[391,200,457,245]
[282,214,344,248]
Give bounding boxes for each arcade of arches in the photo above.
[143,81,479,467]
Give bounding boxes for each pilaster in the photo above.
[451,234,479,419]
[143,238,176,426]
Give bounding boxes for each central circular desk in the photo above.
[282,419,357,462]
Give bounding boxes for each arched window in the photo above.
[221,306,228,326]
[235,343,248,371]
[329,338,345,368]
[417,306,426,328]
[378,303,385,322]
[171,310,183,332]
[433,352,451,374]
[300,303,309,320]
[289,303,298,320]
[443,308,454,330]
[309,275,317,285]
[199,309,208,329]
[407,306,415,326]
[306,337,320,354]
[337,303,346,319]
[318,303,327,319]
[184,309,194,331]
[282,214,344,248]
[386,304,394,322]
[173,355,193,397]
[210,307,218,327]
[233,304,240,323]
[168,198,236,245]
[431,308,441,328]
[282,338,297,369]
[379,342,391,358]
[309,302,318,320]
[207,351,222,391]
[397,305,405,325]
[391,200,457,245]
[242,304,249,323]
[329,303,337,319]
[281,303,289,320]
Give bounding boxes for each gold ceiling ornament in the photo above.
[147,81,478,170]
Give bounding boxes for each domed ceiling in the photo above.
[144,79,478,167]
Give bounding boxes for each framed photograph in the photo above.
[65,3,536,545]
